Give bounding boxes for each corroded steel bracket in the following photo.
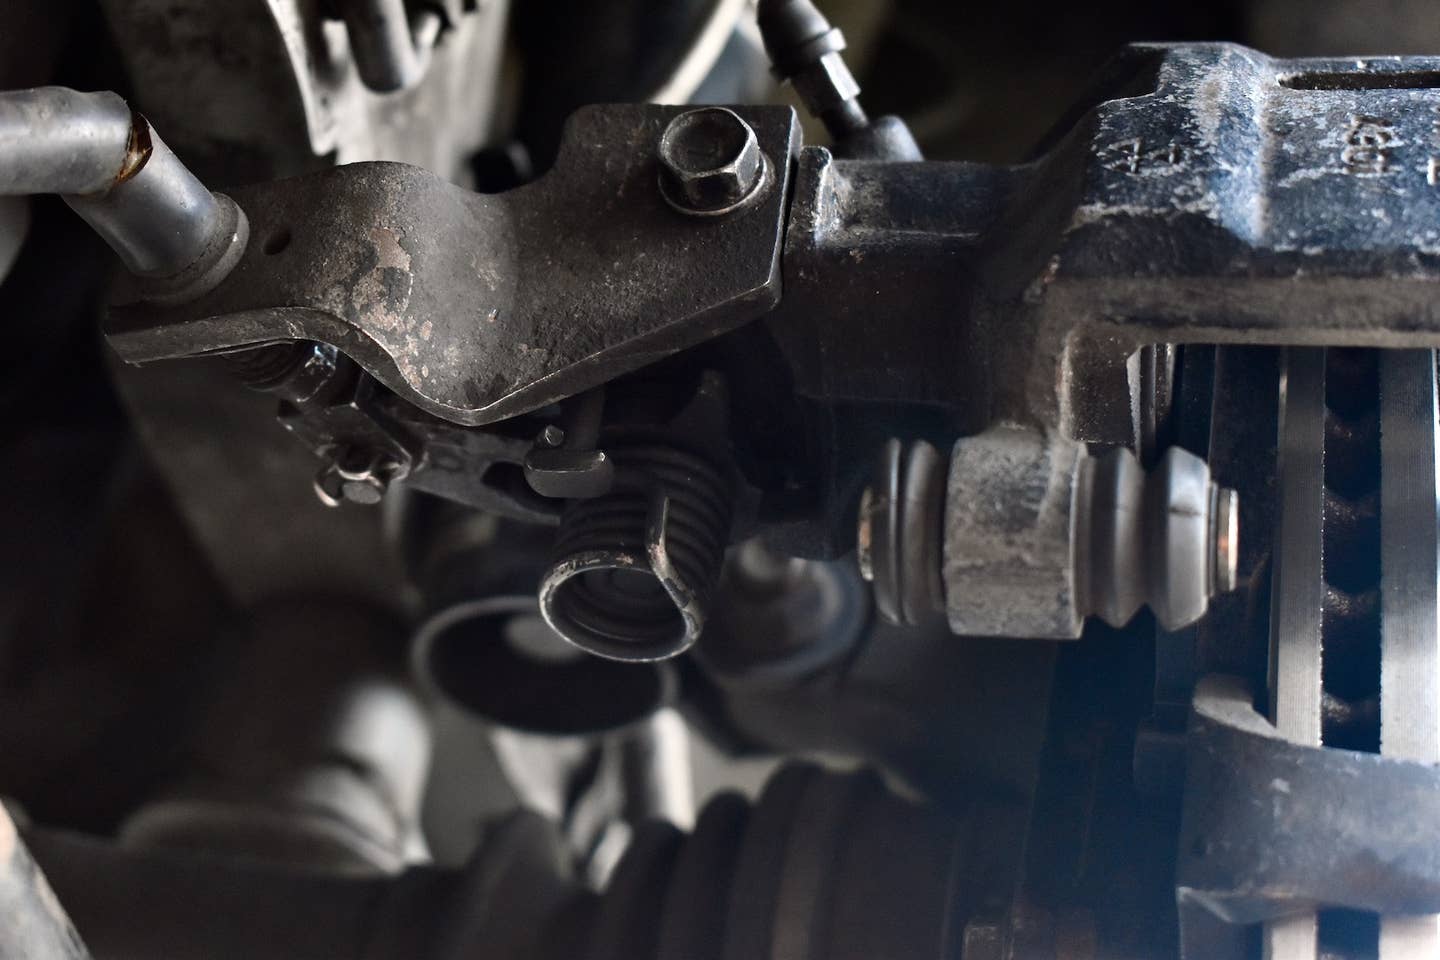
[106,104,799,426]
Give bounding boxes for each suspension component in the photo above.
[861,427,1239,637]
[539,374,735,662]
[539,442,731,660]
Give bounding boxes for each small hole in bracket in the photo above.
[263,228,292,256]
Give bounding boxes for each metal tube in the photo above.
[0,807,91,960]
[0,87,134,196]
[0,86,247,294]
[64,131,227,277]
[340,0,442,93]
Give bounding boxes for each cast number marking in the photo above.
[1341,114,1395,175]
[1100,138,1186,175]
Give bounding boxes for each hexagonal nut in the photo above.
[790,51,861,116]
[657,107,766,215]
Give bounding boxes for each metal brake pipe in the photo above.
[0,86,247,300]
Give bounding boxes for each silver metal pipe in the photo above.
[64,131,228,278]
[0,87,135,196]
[0,87,247,296]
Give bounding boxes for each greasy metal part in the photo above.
[1178,675,1440,926]
[116,601,431,874]
[273,366,564,522]
[657,107,769,216]
[100,44,1440,539]
[0,805,91,960]
[226,341,358,406]
[858,438,945,626]
[337,0,443,94]
[768,43,1440,529]
[1377,348,1440,958]
[28,764,968,960]
[91,0,508,622]
[523,389,616,500]
[1263,347,1327,960]
[753,0,921,160]
[0,87,248,293]
[936,427,1237,639]
[106,104,800,427]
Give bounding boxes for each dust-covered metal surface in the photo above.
[1013,44,1440,442]
[1177,676,1440,929]
[775,44,1440,454]
[107,104,798,426]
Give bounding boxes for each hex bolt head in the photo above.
[312,446,398,507]
[657,107,766,216]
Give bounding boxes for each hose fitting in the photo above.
[0,87,247,301]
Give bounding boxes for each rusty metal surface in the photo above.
[107,104,799,426]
